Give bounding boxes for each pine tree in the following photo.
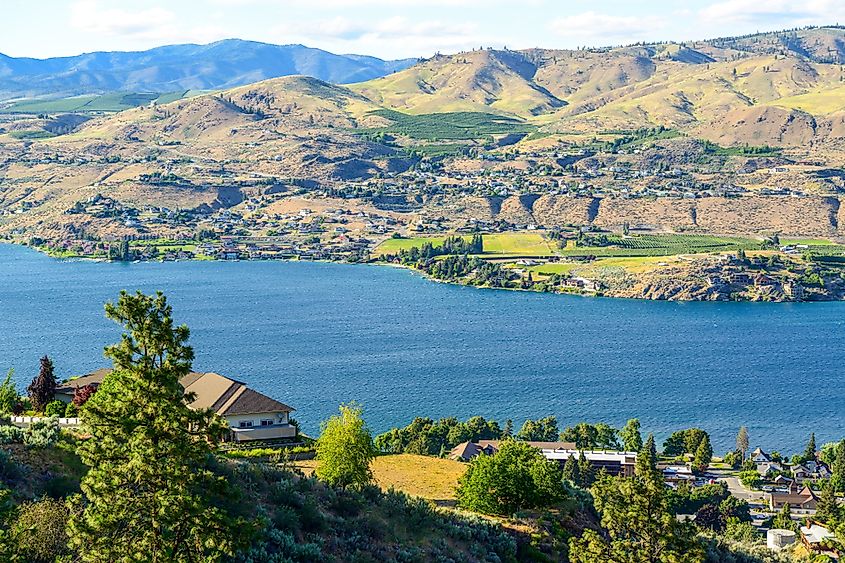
[815,481,841,525]
[563,454,581,485]
[503,419,513,438]
[804,433,817,462]
[578,450,595,487]
[27,355,57,413]
[831,440,845,493]
[736,426,749,459]
[67,291,249,562]
[693,435,713,473]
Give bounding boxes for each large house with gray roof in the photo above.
[55,369,296,443]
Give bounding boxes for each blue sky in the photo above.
[3,0,844,60]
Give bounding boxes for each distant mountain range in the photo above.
[0,39,417,100]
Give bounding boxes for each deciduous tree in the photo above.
[0,371,17,414]
[316,402,377,489]
[457,440,566,515]
[620,418,643,452]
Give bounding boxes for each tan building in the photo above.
[766,485,818,511]
[56,369,296,442]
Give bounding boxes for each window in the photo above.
[238,421,253,429]
[260,419,274,427]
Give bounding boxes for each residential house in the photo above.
[793,461,831,483]
[449,440,576,462]
[541,449,638,477]
[55,369,296,443]
[800,521,836,556]
[757,461,784,477]
[751,447,772,464]
[766,485,818,511]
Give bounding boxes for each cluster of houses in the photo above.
[751,447,832,512]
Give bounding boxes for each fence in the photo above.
[10,415,81,427]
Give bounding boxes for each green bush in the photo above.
[64,402,79,417]
[0,425,24,444]
[23,417,60,448]
[11,497,72,563]
[44,400,67,417]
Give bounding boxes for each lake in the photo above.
[1,243,843,453]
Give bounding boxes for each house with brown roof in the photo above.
[56,369,296,443]
[449,440,577,462]
[766,485,818,511]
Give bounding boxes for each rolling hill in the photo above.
[0,39,416,101]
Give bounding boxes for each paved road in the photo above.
[715,473,766,504]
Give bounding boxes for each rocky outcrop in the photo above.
[451,194,844,236]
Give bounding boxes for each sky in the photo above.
[2,0,845,60]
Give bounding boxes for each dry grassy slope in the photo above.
[349,49,565,117]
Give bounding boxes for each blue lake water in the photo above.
[1,243,843,453]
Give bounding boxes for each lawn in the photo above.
[373,235,461,256]
[294,453,466,504]
[374,232,556,258]
[483,233,556,256]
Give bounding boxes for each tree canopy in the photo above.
[456,440,567,515]
[67,290,250,562]
[316,402,377,489]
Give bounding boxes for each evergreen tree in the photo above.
[563,454,581,485]
[736,426,749,459]
[620,418,643,452]
[67,291,249,562]
[578,450,595,487]
[27,355,57,413]
[503,419,513,438]
[693,435,713,473]
[0,370,18,414]
[771,503,798,532]
[831,440,845,493]
[316,402,377,489]
[803,433,817,462]
[815,481,841,525]
[569,433,703,562]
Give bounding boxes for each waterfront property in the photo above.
[449,440,636,477]
[56,369,296,442]
[449,440,576,462]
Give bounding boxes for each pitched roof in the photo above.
[59,369,293,416]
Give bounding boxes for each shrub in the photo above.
[0,425,24,444]
[45,400,67,417]
[23,417,60,448]
[64,402,79,417]
[12,497,72,563]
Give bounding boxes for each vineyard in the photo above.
[366,109,535,140]
[562,234,762,257]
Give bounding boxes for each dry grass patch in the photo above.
[293,453,466,504]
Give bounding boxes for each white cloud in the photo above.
[699,0,845,26]
[69,1,175,38]
[272,16,485,57]
[549,11,667,43]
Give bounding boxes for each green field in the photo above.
[563,233,762,257]
[374,232,554,257]
[0,90,204,114]
[366,109,535,140]
[483,233,556,255]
